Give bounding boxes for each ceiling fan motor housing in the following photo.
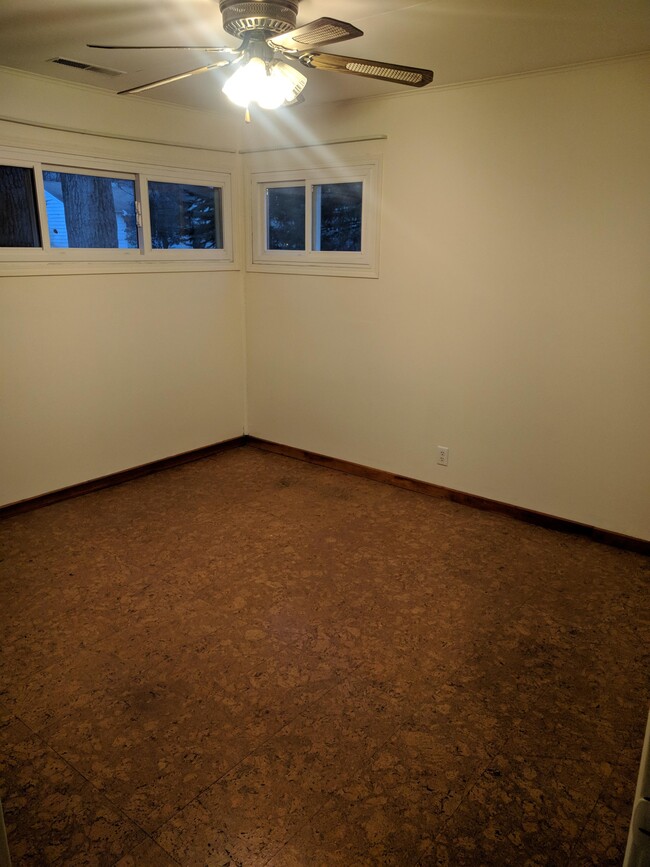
[219,0,299,37]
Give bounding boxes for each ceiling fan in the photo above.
[89,0,433,114]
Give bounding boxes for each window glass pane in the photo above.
[266,186,305,251]
[0,165,41,247]
[149,181,223,249]
[313,182,362,252]
[42,171,137,249]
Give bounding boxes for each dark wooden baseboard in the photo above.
[0,436,247,519]
[3,433,648,554]
[248,437,650,556]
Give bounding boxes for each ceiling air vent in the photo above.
[48,57,124,77]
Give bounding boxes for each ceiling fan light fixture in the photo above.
[262,60,307,106]
[222,56,265,107]
[90,5,432,105]
[222,56,306,110]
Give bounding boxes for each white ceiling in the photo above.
[1,0,649,114]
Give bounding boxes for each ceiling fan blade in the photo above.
[118,60,231,94]
[269,17,362,51]
[299,51,433,87]
[88,44,236,53]
[283,92,306,108]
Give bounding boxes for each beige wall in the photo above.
[245,57,650,540]
[1,273,245,503]
[2,58,649,540]
[0,68,246,505]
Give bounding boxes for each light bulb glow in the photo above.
[222,56,267,107]
[222,57,307,110]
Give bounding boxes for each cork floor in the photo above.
[0,445,648,866]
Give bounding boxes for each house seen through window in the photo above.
[43,170,137,249]
[0,156,233,264]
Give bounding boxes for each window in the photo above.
[0,150,234,271]
[148,181,223,250]
[0,165,41,248]
[250,160,381,277]
[267,185,305,251]
[43,168,137,249]
[312,182,362,252]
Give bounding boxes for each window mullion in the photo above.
[32,163,52,252]
[311,183,322,253]
[305,182,313,254]
[137,177,152,255]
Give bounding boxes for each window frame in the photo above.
[141,173,233,260]
[41,163,142,259]
[0,162,43,250]
[0,146,235,272]
[248,159,381,278]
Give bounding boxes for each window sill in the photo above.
[0,259,240,278]
[247,261,379,279]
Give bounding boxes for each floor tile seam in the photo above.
[143,673,355,839]
[489,748,619,763]
[589,736,633,805]
[258,793,340,866]
[478,747,616,794]
[88,581,227,653]
[32,639,196,738]
[120,831,183,866]
[418,747,609,865]
[7,640,216,738]
[149,672,409,858]
[215,642,357,686]
[522,675,647,726]
[494,672,632,720]
[149,759,333,862]
[0,654,66,697]
[255,795,340,866]
[107,547,237,601]
[257,704,431,867]
[560,790,608,867]
[413,661,551,755]
[526,776,612,867]
[417,752,496,862]
[8,712,152,851]
[16,712,101,792]
[505,611,649,645]
[386,690,507,769]
[405,643,489,696]
[614,740,645,767]
[34,647,360,802]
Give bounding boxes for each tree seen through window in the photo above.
[148,181,223,249]
[42,171,137,249]
[0,165,41,247]
[265,181,362,252]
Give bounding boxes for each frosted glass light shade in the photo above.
[222,57,307,109]
[222,57,267,107]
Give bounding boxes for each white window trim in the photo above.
[40,163,142,261]
[247,158,381,278]
[141,174,233,262]
[0,145,237,274]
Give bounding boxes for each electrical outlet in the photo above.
[437,446,449,467]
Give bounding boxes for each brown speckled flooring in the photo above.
[0,445,648,866]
